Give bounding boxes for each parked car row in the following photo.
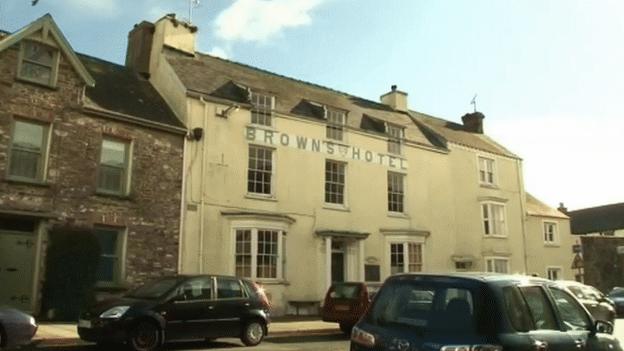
[2,273,622,351]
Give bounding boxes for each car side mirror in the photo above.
[592,320,613,335]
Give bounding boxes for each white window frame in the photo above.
[94,226,127,287]
[547,266,563,280]
[7,118,52,182]
[477,155,496,186]
[17,40,60,87]
[249,90,274,127]
[387,171,406,214]
[324,159,347,206]
[386,123,404,155]
[484,256,509,273]
[325,107,347,142]
[246,144,275,197]
[385,235,425,276]
[231,221,287,282]
[481,202,507,237]
[543,221,559,245]
[97,137,133,196]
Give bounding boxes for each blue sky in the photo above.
[1,0,622,210]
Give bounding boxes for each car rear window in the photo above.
[329,283,362,299]
[367,280,480,334]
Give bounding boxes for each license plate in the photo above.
[335,305,349,311]
[78,319,92,329]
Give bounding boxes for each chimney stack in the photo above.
[461,112,485,134]
[126,14,197,77]
[380,85,408,112]
[558,202,568,214]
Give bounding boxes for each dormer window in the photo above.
[249,90,274,126]
[386,123,404,155]
[18,41,59,87]
[326,108,346,141]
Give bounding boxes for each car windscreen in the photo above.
[125,277,181,299]
[329,283,362,299]
[367,280,483,334]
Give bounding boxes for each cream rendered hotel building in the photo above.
[125,15,573,314]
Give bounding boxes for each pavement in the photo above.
[31,316,340,348]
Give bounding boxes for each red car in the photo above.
[321,282,376,334]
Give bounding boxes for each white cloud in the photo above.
[208,46,229,59]
[62,0,120,18]
[214,0,324,42]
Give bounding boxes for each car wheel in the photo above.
[339,323,353,335]
[241,320,265,346]
[128,320,160,351]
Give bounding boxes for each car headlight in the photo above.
[99,306,130,319]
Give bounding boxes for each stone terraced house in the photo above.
[0,15,185,316]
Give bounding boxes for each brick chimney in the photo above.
[461,112,485,134]
[380,85,408,112]
[126,14,197,77]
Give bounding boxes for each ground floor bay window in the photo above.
[234,228,285,281]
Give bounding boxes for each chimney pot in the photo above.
[391,84,397,91]
[461,112,485,134]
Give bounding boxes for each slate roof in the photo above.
[525,193,568,219]
[164,48,518,158]
[165,50,446,150]
[568,203,624,235]
[411,111,520,158]
[79,54,185,130]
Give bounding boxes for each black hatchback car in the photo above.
[351,273,621,351]
[78,275,270,350]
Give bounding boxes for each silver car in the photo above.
[0,307,38,349]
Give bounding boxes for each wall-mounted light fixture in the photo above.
[217,104,240,118]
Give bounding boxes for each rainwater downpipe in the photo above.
[197,97,209,274]
[516,158,529,273]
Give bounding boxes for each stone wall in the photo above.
[0,41,184,312]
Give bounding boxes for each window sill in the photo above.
[484,234,508,239]
[323,204,350,212]
[245,194,277,202]
[247,123,276,131]
[256,279,290,286]
[95,190,133,200]
[5,176,51,187]
[387,212,409,219]
[479,183,499,189]
[544,243,561,248]
[325,139,348,147]
[15,76,58,90]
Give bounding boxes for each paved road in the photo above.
[27,320,624,351]
[26,333,351,351]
